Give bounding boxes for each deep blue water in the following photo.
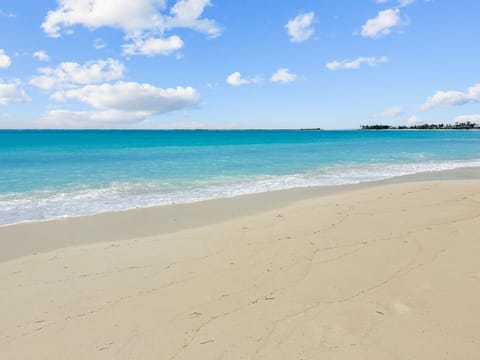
[1,129,480,225]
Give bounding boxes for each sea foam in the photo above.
[1,158,479,226]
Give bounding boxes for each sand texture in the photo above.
[1,179,480,359]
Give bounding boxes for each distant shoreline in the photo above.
[361,122,479,130]
[1,127,479,131]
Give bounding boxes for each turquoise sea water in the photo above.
[1,129,480,225]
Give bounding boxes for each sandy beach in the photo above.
[1,172,480,359]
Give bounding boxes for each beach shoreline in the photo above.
[1,166,479,261]
[1,168,480,359]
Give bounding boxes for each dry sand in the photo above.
[1,175,480,359]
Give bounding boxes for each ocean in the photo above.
[1,129,480,226]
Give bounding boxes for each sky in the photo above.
[0,0,479,129]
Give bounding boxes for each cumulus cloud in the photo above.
[30,58,125,90]
[0,49,11,68]
[420,83,480,111]
[326,56,389,70]
[122,35,183,56]
[0,80,31,105]
[453,114,480,123]
[382,106,404,117]
[285,12,315,43]
[62,82,200,113]
[42,0,161,36]
[40,82,200,127]
[42,0,220,56]
[28,55,199,127]
[361,8,404,38]
[33,50,50,62]
[166,0,221,38]
[226,72,261,86]
[271,68,299,83]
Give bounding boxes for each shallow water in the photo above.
[1,129,480,225]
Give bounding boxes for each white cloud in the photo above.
[166,0,222,38]
[41,0,221,55]
[421,91,471,110]
[33,50,50,62]
[382,106,404,117]
[39,110,150,128]
[453,114,480,123]
[376,0,417,5]
[361,8,404,38]
[0,10,14,18]
[420,83,480,111]
[399,0,416,7]
[39,82,200,128]
[30,58,125,90]
[226,72,247,86]
[326,56,389,70]
[42,0,166,37]
[0,9,15,18]
[0,80,31,105]
[93,38,106,49]
[0,49,11,68]
[226,72,262,86]
[285,12,315,43]
[123,35,183,56]
[63,81,200,113]
[271,68,299,83]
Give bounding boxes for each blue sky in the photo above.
[0,0,479,129]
